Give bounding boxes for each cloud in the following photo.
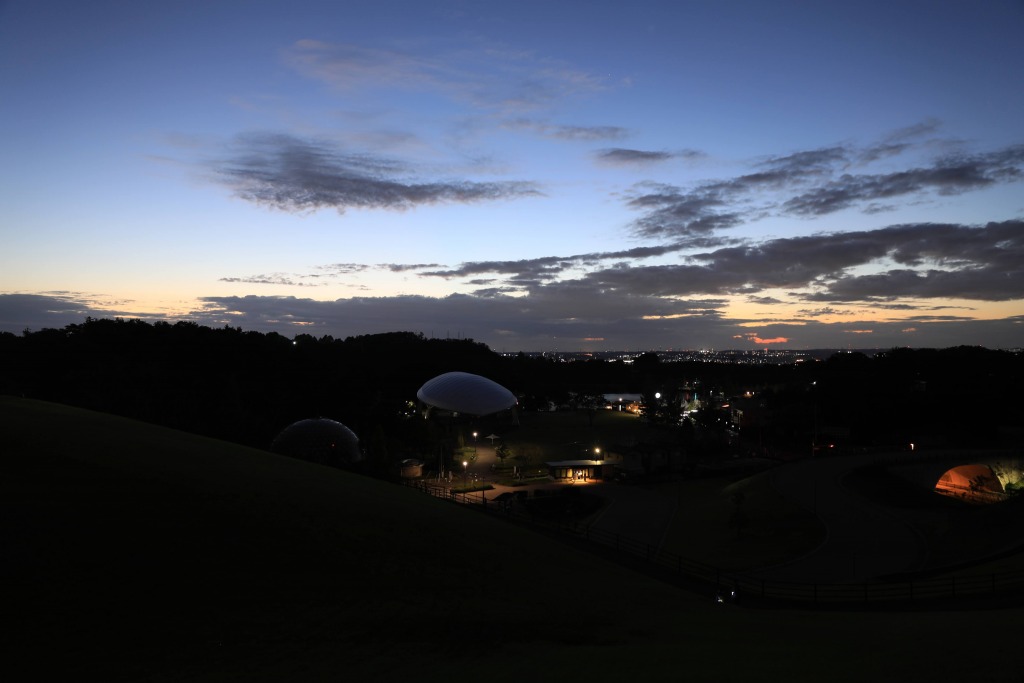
[626,183,744,240]
[382,219,1024,310]
[625,141,1024,239]
[454,220,1022,307]
[284,40,609,114]
[595,148,708,166]
[4,285,1022,351]
[797,307,855,317]
[504,118,628,141]
[740,334,790,345]
[224,219,1015,305]
[174,289,731,350]
[0,293,165,332]
[799,220,1024,302]
[206,132,540,213]
[220,273,327,287]
[783,147,1024,216]
[316,263,372,274]
[0,293,104,331]
[380,263,443,272]
[420,242,692,283]
[620,145,853,239]
[596,148,674,164]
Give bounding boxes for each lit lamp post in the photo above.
[472,431,478,443]
[463,460,468,487]
[594,446,601,460]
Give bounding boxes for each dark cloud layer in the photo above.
[421,242,692,282]
[179,290,734,350]
[229,218,1023,310]
[403,219,1024,310]
[209,133,539,213]
[0,293,103,331]
[579,220,1024,301]
[8,127,1024,350]
[0,293,161,332]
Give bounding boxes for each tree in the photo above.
[495,441,511,466]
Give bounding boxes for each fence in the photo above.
[402,479,1024,607]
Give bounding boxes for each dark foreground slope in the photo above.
[3,396,1023,682]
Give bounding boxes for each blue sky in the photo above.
[2,0,1023,350]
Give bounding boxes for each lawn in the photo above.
[5,395,1024,682]
[499,407,671,462]
[498,409,826,571]
[657,472,827,572]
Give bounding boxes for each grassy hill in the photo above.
[3,395,1023,682]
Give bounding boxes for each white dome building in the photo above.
[416,371,517,417]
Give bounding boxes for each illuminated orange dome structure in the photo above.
[416,371,517,417]
[270,418,362,469]
[935,463,1003,501]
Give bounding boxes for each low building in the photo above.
[545,459,616,481]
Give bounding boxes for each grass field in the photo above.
[4,395,1024,682]
[500,408,667,462]
[503,408,826,571]
[657,473,827,572]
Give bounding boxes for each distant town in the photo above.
[511,348,996,365]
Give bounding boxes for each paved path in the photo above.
[457,446,937,584]
[456,447,676,550]
[579,481,677,549]
[740,454,929,584]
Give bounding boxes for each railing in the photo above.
[401,478,1024,607]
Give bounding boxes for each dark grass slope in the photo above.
[4,396,1024,682]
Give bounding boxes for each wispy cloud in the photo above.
[206,132,540,213]
[284,39,610,114]
[503,118,628,141]
[421,243,692,283]
[595,148,705,165]
[785,147,1024,216]
[220,273,328,287]
[625,141,1024,239]
[380,263,443,272]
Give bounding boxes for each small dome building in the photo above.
[270,418,363,469]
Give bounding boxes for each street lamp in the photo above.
[472,431,478,442]
[594,446,601,460]
[463,460,468,487]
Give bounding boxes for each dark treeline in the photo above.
[2,318,1022,464]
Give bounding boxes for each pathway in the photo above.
[740,454,929,584]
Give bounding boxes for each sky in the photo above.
[2,0,1023,351]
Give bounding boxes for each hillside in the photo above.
[3,395,1024,682]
